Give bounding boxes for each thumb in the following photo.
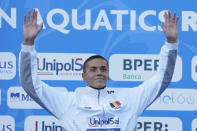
[161,22,165,33]
[37,22,43,34]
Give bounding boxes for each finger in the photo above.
[24,15,26,24]
[30,9,34,23]
[172,12,176,23]
[161,22,164,30]
[27,10,30,23]
[34,10,38,25]
[175,16,179,25]
[168,10,171,22]
[37,22,43,33]
[32,9,36,24]
[161,22,166,33]
[33,9,36,18]
[164,12,167,24]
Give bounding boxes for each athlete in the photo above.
[19,9,179,131]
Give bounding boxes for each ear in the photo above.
[82,72,86,81]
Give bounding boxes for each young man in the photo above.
[19,9,179,131]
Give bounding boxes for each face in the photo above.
[82,58,109,89]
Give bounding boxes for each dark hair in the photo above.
[83,55,108,73]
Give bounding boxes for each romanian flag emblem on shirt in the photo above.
[110,101,121,109]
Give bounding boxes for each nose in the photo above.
[96,68,102,74]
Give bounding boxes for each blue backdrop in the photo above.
[0,0,197,130]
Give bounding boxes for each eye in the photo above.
[89,67,97,72]
[100,67,108,72]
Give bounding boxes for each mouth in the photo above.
[95,78,104,80]
[94,77,105,81]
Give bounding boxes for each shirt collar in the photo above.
[85,86,108,97]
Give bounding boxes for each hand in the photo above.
[161,10,178,44]
[23,9,43,45]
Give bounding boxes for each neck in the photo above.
[89,86,106,90]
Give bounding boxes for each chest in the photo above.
[72,95,129,130]
[61,90,139,131]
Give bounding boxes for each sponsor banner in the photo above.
[25,116,64,131]
[7,86,67,109]
[147,89,197,111]
[192,118,197,131]
[109,54,182,82]
[37,53,94,80]
[0,116,15,131]
[192,56,197,82]
[137,117,182,131]
[0,52,16,80]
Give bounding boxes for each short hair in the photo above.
[83,55,108,73]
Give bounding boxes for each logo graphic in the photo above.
[7,86,41,109]
[88,116,120,130]
[107,90,115,94]
[0,52,16,80]
[10,92,20,101]
[34,121,63,131]
[109,54,182,82]
[0,116,15,131]
[25,116,64,131]
[110,101,121,109]
[37,53,95,80]
[147,89,197,111]
[137,117,182,131]
[7,86,67,109]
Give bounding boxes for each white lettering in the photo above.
[1,8,197,33]
[139,10,156,31]
[130,10,136,30]
[72,9,91,30]
[158,10,167,31]
[0,8,16,28]
[47,8,70,34]
[110,10,128,30]
[93,10,112,30]
[35,8,46,29]
[182,11,197,31]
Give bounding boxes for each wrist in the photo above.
[166,38,177,44]
[24,39,34,45]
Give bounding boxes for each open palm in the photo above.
[161,11,178,43]
[23,9,43,45]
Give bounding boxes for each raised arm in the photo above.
[19,10,74,119]
[128,11,179,115]
[146,10,179,98]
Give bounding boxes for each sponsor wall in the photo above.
[0,0,197,130]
